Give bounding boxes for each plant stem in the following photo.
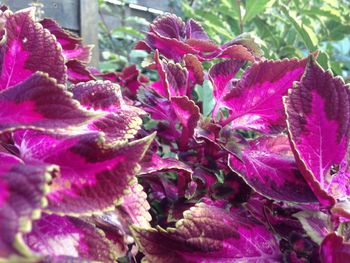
[236,0,243,33]
[98,7,118,53]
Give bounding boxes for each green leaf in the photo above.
[220,0,240,19]
[182,2,197,18]
[195,80,215,116]
[244,0,275,22]
[202,80,215,117]
[112,27,144,38]
[215,170,225,184]
[196,10,234,39]
[330,61,343,76]
[325,21,350,41]
[280,5,317,51]
[317,51,330,70]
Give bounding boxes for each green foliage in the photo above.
[195,80,215,117]
[98,0,149,71]
[182,0,350,80]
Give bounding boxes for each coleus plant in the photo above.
[0,5,350,263]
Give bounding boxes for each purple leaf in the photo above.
[71,80,144,143]
[185,38,218,53]
[153,51,189,98]
[40,18,92,64]
[141,32,196,62]
[0,11,66,89]
[146,14,199,61]
[118,182,152,228]
[139,154,194,198]
[185,19,209,40]
[221,33,264,59]
[164,62,189,98]
[218,45,256,61]
[40,18,80,50]
[171,96,200,150]
[228,135,318,203]
[222,57,308,133]
[71,80,126,111]
[131,203,282,262]
[151,14,186,40]
[137,88,180,140]
[184,54,204,87]
[331,201,350,222]
[139,154,193,176]
[23,213,118,261]
[16,130,155,214]
[320,233,350,263]
[0,72,98,133]
[0,152,56,258]
[209,59,244,118]
[66,60,96,83]
[202,44,255,61]
[119,64,149,98]
[285,57,350,205]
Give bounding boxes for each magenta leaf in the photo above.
[164,62,189,97]
[136,14,219,62]
[131,203,282,262]
[139,154,194,198]
[139,154,193,176]
[40,18,80,49]
[171,96,200,150]
[89,183,152,258]
[185,19,209,40]
[202,44,256,61]
[151,13,186,40]
[66,60,96,83]
[0,152,55,258]
[118,182,152,228]
[16,130,155,215]
[87,113,143,144]
[285,57,350,205]
[153,50,189,98]
[229,135,318,203]
[40,18,92,64]
[222,57,308,133]
[23,213,118,261]
[90,212,130,257]
[137,14,259,63]
[71,80,126,111]
[185,38,218,53]
[0,72,99,133]
[0,10,66,90]
[320,233,350,263]
[209,59,244,118]
[137,88,180,140]
[40,17,94,85]
[119,64,149,97]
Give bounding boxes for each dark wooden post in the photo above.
[1,0,99,66]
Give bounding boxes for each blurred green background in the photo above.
[98,0,350,81]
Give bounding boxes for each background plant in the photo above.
[182,0,350,79]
